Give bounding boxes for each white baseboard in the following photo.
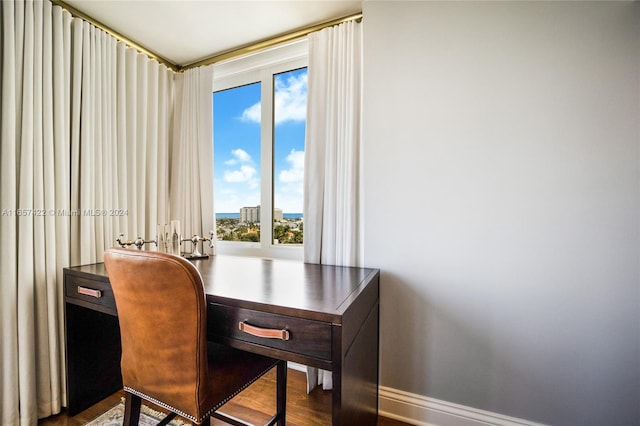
[288,364,542,426]
[378,386,545,426]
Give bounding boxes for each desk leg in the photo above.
[65,303,122,415]
[277,361,287,426]
[332,302,380,425]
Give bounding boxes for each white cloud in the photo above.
[240,103,261,123]
[233,148,252,163]
[240,71,307,126]
[279,149,304,183]
[275,149,304,212]
[224,148,253,166]
[274,73,307,125]
[224,165,256,183]
[222,148,259,194]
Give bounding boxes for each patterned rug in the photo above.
[83,401,188,426]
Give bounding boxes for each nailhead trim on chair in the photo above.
[124,386,199,423]
[124,359,281,424]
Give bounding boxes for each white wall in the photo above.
[362,2,639,425]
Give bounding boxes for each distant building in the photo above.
[240,205,283,223]
[240,205,260,223]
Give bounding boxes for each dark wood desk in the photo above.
[64,255,380,425]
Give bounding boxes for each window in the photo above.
[213,41,307,259]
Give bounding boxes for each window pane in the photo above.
[214,82,261,243]
[273,68,306,245]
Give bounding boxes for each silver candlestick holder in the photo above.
[181,231,215,259]
[116,233,156,250]
[115,229,215,259]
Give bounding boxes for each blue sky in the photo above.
[213,68,307,214]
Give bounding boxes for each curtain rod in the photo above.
[49,1,361,73]
[50,0,180,72]
[182,12,362,70]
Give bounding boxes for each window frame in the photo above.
[212,40,307,260]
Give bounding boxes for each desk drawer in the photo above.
[65,275,116,312]
[208,303,332,361]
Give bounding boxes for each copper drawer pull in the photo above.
[239,321,290,341]
[77,286,102,299]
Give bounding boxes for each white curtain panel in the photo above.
[1,1,71,424]
[170,66,214,250]
[303,20,363,392]
[1,2,175,423]
[69,20,174,266]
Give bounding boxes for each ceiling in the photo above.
[61,0,362,68]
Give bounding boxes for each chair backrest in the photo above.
[103,248,210,417]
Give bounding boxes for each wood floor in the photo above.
[38,368,411,426]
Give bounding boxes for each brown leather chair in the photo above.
[103,248,286,426]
